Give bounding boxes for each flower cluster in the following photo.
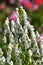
[0,0,43,11]
[19,0,43,11]
[0,48,6,65]
[1,6,43,65]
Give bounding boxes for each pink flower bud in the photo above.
[37,34,43,43]
[32,4,39,11]
[9,11,17,21]
[0,4,5,10]
[40,34,43,38]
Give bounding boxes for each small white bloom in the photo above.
[11,27,15,33]
[4,29,7,35]
[11,20,15,27]
[36,60,41,65]
[16,16,20,25]
[3,36,7,43]
[7,54,11,63]
[36,31,40,38]
[29,58,32,63]
[28,49,33,57]
[2,56,6,63]
[9,32,14,38]
[41,57,43,62]
[10,61,13,65]
[8,43,13,51]
[5,17,9,25]
[11,20,16,33]
[25,41,30,49]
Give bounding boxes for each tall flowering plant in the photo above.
[0,6,43,65]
